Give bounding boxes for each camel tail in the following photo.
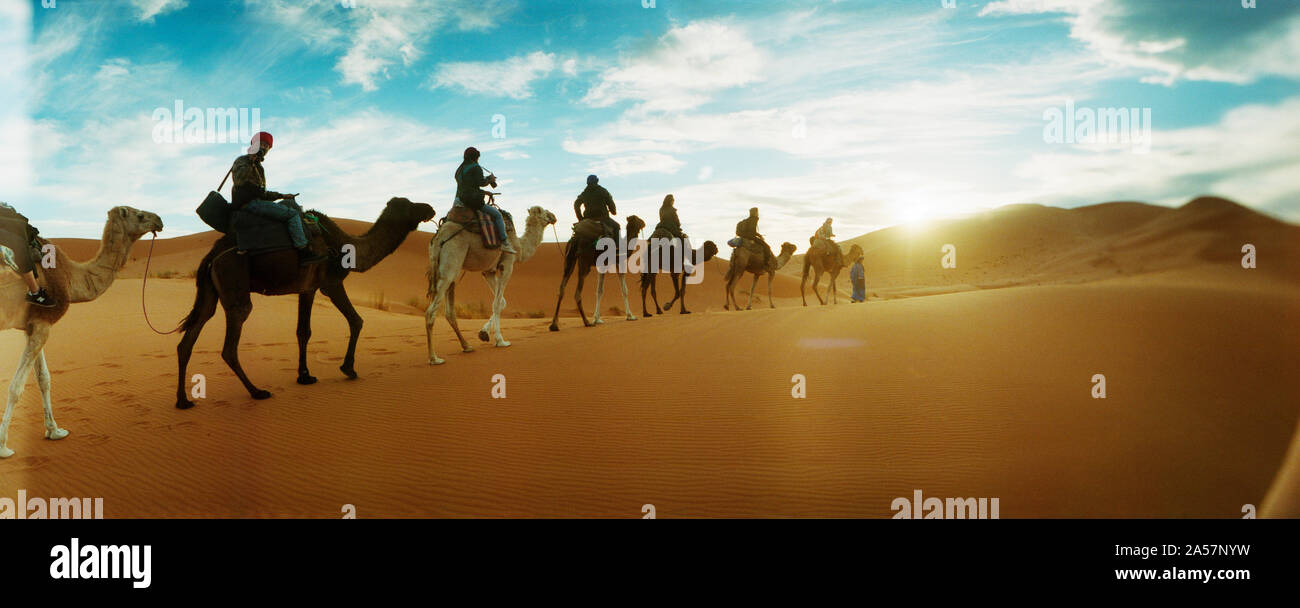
[178,247,217,332]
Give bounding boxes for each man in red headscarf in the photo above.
[230,132,325,265]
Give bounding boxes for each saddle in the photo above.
[229,209,323,255]
[441,205,514,249]
[571,217,613,245]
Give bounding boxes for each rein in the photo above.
[141,233,182,335]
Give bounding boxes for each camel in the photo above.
[174,197,435,409]
[723,241,797,311]
[424,205,557,365]
[0,206,164,458]
[548,216,645,331]
[801,239,864,306]
[638,228,719,316]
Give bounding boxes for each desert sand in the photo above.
[1,197,1296,517]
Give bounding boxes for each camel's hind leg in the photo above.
[37,351,67,441]
[175,277,218,409]
[444,282,474,353]
[593,269,607,324]
[616,272,638,320]
[218,297,271,400]
[0,325,52,458]
[425,277,452,365]
[575,263,593,327]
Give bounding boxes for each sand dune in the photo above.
[2,198,1295,517]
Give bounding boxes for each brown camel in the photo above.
[801,238,864,306]
[174,197,434,409]
[1,206,164,457]
[424,205,557,365]
[638,227,719,316]
[549,215,645,331]
[723,241,797,311]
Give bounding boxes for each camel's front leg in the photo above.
[575,265,593,327]
[37,351,67,440]
[745,273,760,310]
[321,283,363,378]
[296,291,318,385]
[478,270,498,343]
[767,271,777,308]
[444,283,473,353]
[0,327,51,458]
[811,270,826,305]
[617,271,638,320]
[485,264,514,347]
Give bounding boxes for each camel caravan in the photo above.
[0,134,869,457]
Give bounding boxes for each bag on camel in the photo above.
[196,168,234,233]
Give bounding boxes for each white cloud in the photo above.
[131,0,188,22]
[980,0,1300,85]
[588,153,684,178]
[430,51,557,99]
[582,20,766,112]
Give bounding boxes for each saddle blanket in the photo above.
[444,204,513,249]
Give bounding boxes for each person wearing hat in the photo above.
[735,207,774,265]
[813,217,836,257]
[454,146,514,254]
[230,131,326,266]
[574,174,620,243]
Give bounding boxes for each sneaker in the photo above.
[26,288,56,308]
[298,249,328,266]
[500,240,517,255]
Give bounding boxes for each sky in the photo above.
[1,0,1298,245]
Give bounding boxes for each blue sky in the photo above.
[1,0,1298,244]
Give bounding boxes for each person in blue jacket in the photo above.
[850,255,866,303]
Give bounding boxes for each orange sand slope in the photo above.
[1,266,1296,517]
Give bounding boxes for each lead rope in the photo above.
[141,233,182,335]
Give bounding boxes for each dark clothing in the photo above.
[736,216,761,240]
[455,162,492,210]
[736,215,773,263]
[575,184,616,222]
[0,227,33,273]
[230,154,287,210]
[659,204,684,239]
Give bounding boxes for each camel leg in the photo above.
[485,263,514,347]
[575,264,593,327]
[640,274,652,317]
[478,271,497,343]
[650,272,664,315]
[219,298,271,400]
[175,277,219,409]
[321,283,363,379]
[444,282,473,353]
[0,325,52,458]
[617,271,638,320]
[674,274,691,314]
[296,291,318,385]
[811,270,826,305]
[826,273,838,304]
[425,278,453,365]
[592,268,606,324]
[800,265,810,307]
[37,351,67,441]
[549,248,578,332]
[767,271,777,308]
[745,273,760,310]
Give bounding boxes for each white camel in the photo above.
[425,205,557,365]
[0,206,164,458]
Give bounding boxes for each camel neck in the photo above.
[66,220,135,303]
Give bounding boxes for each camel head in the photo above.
[109,206,165,238]
[625,215,646,238]
[779,242,798,257]
[382,197,436,230]
[526,205,557,227]
[699,240,719,262]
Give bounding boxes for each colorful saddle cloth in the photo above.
[443,204,513,249]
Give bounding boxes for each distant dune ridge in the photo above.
[1,195,1295,517]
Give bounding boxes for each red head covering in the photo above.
[249,131,274,154]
